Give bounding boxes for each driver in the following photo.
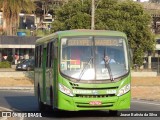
[101,55,116,64]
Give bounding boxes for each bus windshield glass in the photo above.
[60,36,129,81]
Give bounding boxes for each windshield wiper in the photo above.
[103,50,114,81]
[78,57,93,81]
[104,62,114,81]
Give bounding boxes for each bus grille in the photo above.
[75,94,115,98]
[69,82,118,90]
[70,82,118,98]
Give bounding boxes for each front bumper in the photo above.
[57,91,130,111]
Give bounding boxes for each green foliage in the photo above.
[35,29,51,37]
[0,61,11,68]
[17,29,50,37]
[51,0,155,66]
[52,0,91,31]
[17,29,30,36]
[7,56,13,63]
[149,0,160,3]
[0,0,35,35]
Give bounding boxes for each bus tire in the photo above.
[38,87,46,111]
[109,110,118,116]
[50,87,53,108]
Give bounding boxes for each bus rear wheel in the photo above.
[38,88,46,111]
[50,87,53,108]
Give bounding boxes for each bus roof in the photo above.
[35,29,127,45]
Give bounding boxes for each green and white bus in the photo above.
[34,29,131,114]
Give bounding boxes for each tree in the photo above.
[0,0,35,35]
[52,0,91,31]
[40,0,66,16]
[96,0,155,66]
[149,0,160,3]
[52,0,155,67]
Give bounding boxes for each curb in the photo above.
[132,98,160,103]
[0,86,34,90]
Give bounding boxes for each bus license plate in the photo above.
[89,101,102,105]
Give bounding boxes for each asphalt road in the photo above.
[0,90,160,120]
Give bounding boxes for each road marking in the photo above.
[132,100,160,106]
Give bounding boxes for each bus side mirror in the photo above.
[129,48,133,69]
[130,48,133,61]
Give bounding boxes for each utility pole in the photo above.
[91,0,95,30]
[158,50,160,74]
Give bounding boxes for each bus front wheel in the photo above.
[38,88,46,111]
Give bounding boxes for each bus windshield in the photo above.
[60,36,129,81]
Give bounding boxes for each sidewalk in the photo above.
[0,86,34,90]
[0,77,33,87]
[0,68,16,72]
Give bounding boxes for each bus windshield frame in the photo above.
[60,36,129,81]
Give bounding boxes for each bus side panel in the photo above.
[34,68,38,96]
[41,48,47,103]
[53,40,59,109]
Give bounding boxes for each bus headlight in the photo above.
[59,83,73,96]
[117,84,130,96]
